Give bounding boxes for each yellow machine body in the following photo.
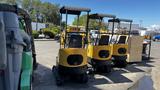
[87,44,113,60]
[112,35,129,56]
[67,26,81,32]
[112,44,128,56]
[59,48,87,67]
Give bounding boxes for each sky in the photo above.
[41,0,160,27]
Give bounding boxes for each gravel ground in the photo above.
[33,40,160,90]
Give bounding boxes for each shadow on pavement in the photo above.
[33,58,154,90]
[131,59,155,67]
[90,68,133,85]
[124,65,145,73]
[105,71,133,84]
[33,63,103,90]
[33,64,55,86]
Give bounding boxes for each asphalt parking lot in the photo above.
[33,40,160,90]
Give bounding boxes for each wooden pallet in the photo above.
[127,36,144,62]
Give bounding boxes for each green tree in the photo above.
[72,15,107,30]
[40,2,60,25]
[0,0,16,4]
[1,0,61,25]
[21,0,60,24]
[22,0,42,22]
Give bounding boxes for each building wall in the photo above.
[108,23,140,31]
[32,22,46,31]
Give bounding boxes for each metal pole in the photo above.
[36,10,39,31]
[115,21,120,44]
[65,10,68,31]
[99,18,102,29]
[129,22,132,38]
[64,10,68,48]
[60,13,62,32]
[36,18,38,31]
[86,11,89,45]
[60,13,62,48]
[77,15,79,29]
[110,18,115,44]
[96,17,101,45]
[148,36,152,60]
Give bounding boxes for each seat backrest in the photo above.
[68,35,82,48]
[98,35,110,45]
[117,35,127,44]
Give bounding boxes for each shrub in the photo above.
[43,29,55,38]
[32,30,39,39]
[42,26,60,38]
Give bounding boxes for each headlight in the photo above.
[118,48,127,54]
[99,50,110,58]
[67,55,83,65]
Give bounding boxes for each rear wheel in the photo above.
[113,60,127,68]
[77,73,88,83]
[52,65,56,73]
[33,54,38,70]
[105,65,112,73]
[113,56,127,68]
[53,66,64,86]
[96,65,112,73]
[56,78,63,86]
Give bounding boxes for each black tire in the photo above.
[113,56,127,68]
[77,74,88,83]
[96,65,112,73]
[153,39,159,42]
[32,75,34,82]
[54,68,63,86]
[113,60,127,68]
[55,72,64,86]
[153,39,155,41]
[119,60,127,68]
[52,66,56,73]
[56,79,63,86]
[105,65,112,73]
[91,60,96,72]
[33,54,38,70]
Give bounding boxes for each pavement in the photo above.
[33,40,160,90]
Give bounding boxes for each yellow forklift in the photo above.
[108,18,133,68]
[52,6,91,86]
[87,13,116,73]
